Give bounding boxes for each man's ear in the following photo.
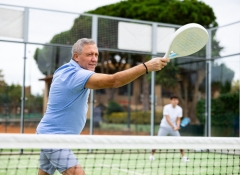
[73,53,78,62]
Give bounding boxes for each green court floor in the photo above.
[0,149,239,175]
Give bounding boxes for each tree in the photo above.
[231,80,240,93]
[87,0,220,119]
[34,0,218,73]
[34,0,226,117]
[197,92,239,127]
[0,70,43,118]
[0,70,5,85]
[88,0,217,27]
[0,70,7,109]
[0,70,21,117]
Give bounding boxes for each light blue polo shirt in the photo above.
[36,60,95,134]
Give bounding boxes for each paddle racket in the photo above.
[164,23,209,59]
[180,117,191,128]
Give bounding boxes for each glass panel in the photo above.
[34,45,72,75]
[212,23,240,58]
[159,57,207,136]
[0,3,239,137]
[209,23,240,137]
[84,51,152,135]
[211,55,240,137]
[29,9,84,44]
[23,44,45,132]
[0,42,24,133]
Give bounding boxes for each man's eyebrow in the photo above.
[87,52,99,55]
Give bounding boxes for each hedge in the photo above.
[197,92,239,126]
[103,111,163,124]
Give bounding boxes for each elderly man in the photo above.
[36,38,169,175]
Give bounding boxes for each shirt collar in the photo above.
[70,59,81,69]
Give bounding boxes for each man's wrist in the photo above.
[142,63,148,74]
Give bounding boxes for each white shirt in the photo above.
[160,104,183,128]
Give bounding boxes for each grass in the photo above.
[0,149,239,175]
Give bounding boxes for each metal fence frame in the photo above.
[0,3,240,136]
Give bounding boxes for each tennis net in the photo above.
[0,134,240,175]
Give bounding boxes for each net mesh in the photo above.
[0,134,240,175]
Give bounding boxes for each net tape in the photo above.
[1,134,240,149]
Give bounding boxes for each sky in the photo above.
[0,0,239,26]
[0,0,240,95]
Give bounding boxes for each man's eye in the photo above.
[87,53,98,57]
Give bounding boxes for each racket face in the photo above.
[164,23,209,59]
[180,117,191,127]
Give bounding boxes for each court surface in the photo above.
[1,149,239,175]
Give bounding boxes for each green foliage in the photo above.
[25,94,43,115]
[211,63,235,94]
[0,70,7,103]
[103,111,163,124]
[154,61,179,87]
[197,92,239,126]
[220,81,231,94]
[231,80,240,93]
[0,70,43,117]
[196,98,205,123]
[33,16,92,75]
[34,0,219,76]
[0,70,21,106]
[218,93,239,114]
[106,101,124,115]
[88,0,217,28]
[4,84,22,105]
[87,0,221,84]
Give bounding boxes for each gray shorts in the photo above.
[158,127,181,136]
[39,149,79,175]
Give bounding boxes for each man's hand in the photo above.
[145,57,170,72]
[173,126,180,131]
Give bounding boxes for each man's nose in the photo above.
[92,56,98,61]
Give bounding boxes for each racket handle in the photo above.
[163,52,177,59]
[169,53,177,58]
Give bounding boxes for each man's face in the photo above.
[74,44,99,71]
[170,98,179,107]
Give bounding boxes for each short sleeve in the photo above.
[178,107,183,118]
[163,105,169,116]
[67,69,95,91]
